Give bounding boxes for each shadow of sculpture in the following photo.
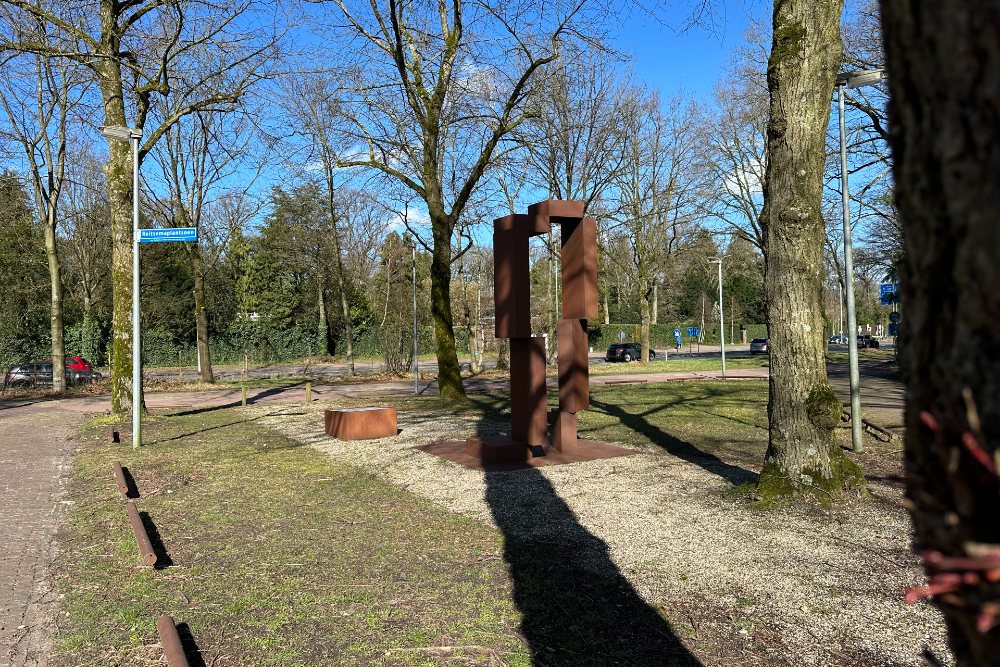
[483,464,702,666]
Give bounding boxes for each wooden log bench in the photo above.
[325,407,398,440]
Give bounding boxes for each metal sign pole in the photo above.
[131,132,141,450]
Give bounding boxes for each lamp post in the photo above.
[100,124,143,448]
[709,257,725,379]
[836,67,885,453]
[405,234,418,395]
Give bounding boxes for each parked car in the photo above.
[65,356,93,371]
[605,343,657,362]
[828,334,848,345]
[3,362,102,389]
[749,338,770,355]
[857,334,880,349]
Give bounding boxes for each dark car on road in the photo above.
[605,343,657,362]
[3,362,102,389]
[749,338,770,355]
[857,334,880,349]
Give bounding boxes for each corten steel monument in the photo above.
[466,199,597,463]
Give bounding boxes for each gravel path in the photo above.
[257,400,951,666]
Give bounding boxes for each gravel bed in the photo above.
[255,401,951,666]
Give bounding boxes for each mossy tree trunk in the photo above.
[758,0,864,500]
[882,0,1000,660]
[191,246,214,383]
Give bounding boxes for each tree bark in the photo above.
[98,56,141,417]
[758,0,863,499]
[44,208,65,392]
[190,246,214,383]
[429,211,464,400]
[882,1,1000,661]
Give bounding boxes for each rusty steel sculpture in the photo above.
[466,200,597,463]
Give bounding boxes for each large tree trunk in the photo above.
[99,60,141,418]
[652,281,658,325]
[429,210,465,400]
[44,207,65,392]
[882,1,1000,661]
[316,279,329,357]
[758,0,863,500]
[191,246,214,383]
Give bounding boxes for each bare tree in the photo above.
[0,47,88,391]
[281,72,359,374]
[608,91,705,363]
[146,105,266,383]
[321,0,602,400]
[0,0,281,416]
[758,0,865,500]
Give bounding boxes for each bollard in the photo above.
[306,382,312,402]
[241,385,247,407]
[108,426,120,444]
[112,461,129,495]
[156,615,191,667]
[126,500,158,566]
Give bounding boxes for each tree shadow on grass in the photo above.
[484,466,701,666]
[169,383,305,417]
[588,397,756,486]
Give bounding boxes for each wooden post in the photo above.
[178,351,183,382]
[306,382,312,402]
[241,385,247,407]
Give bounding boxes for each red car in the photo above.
[65,356,93,371]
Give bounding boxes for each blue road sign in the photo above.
[687,326,700,338]
[138,227,197,243]
[888,323,899,336]
[880,282,899,305]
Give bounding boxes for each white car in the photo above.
[829,334,849,345]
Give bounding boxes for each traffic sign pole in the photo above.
[132,133,141,450]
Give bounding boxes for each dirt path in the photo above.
[0,403,78,667]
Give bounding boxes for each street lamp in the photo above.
[100,124,143,449]
[708,257,726,379]
[404,234,418,395]
[835,67,885,453]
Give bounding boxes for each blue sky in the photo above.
[610,0,766,99]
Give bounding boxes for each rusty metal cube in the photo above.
[324,407,398,440]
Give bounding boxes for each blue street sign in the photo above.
[880,282,899,305]
[888,323,899,336]
[687,326,700,338]
[138,227,197,243]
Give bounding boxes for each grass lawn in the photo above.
[55,379,909,666]
[54,410,532,666]
[588,356,768,376]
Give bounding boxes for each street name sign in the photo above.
[687,326,700,337]
[879,282,899,305]
[138,227,197,243]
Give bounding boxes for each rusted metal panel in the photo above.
[324,407,398,440]
[550,410,578,453]
[509,337,548,446]
[561,217,598,320]
[156,615,191,667]
[465,435,530,463]
[557,318,589,413]
[528,199,584,229]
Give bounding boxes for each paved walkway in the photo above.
[0,404,76,667]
